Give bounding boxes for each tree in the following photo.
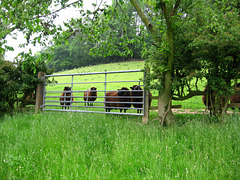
[0,53,55,118]
[0,60,21,117]
[47,2,148,71]
[129,0,181,125]
[48,44,72,71]
[16,53,54,106]
[0,0,83,57]
[189,0,240,116]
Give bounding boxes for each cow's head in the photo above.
[91,87,97,91]
[64,86,71,91]
[117,87,130,96]
[130,85,142,96]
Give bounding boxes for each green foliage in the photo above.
[0,112,240,178]
[0,60,21,117]
[142,0,240,115]
[49,1,147,71]
[187,0,240,114]
[0,54,54,118]
[48,28,144,72]
[16,52,54,100]
[191,1,240,88]
[0,0,84,55]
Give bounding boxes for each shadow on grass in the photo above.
[148,110,240,127]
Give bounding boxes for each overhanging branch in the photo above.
[173,90,205,101]
[31,0,82,20]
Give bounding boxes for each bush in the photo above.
[0,60,21,117]
[0,54,54,118]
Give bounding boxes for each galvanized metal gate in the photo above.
[43,70,146,116]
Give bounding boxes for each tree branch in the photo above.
[171,0,181,16]
[130,0,157,36]
[173,90,205,101]
[32,0,82,20]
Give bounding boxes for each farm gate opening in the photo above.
[43,70,148,116]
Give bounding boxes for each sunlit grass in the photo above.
[0,112,239,179]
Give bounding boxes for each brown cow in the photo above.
[84,87,97,106]
[60,86,73,109]
[105,87,131,113]
[130,85,152,113]
[230,83,240,111]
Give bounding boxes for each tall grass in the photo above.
[1,112,239,179]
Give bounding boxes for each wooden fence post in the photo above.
[142,67,150,124]
[35,72,45,113]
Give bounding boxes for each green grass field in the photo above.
[1,112,239,179]
[1,61,239,179]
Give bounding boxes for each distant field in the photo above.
[45,60,206,112]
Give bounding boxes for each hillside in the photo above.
[54,60,145,75]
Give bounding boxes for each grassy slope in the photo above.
[0,112,239,179]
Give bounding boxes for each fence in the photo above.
[35,71,240,124]
[42,70,149,118]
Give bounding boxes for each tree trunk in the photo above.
[158,89,174,126]
[158,21,174,125]
[130,0,179,125]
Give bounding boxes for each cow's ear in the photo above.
[130,87,133,90]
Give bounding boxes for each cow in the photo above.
[60,86,73,109]
[84,87,97,106]
[130,85,152,113]
[105,87,131,113]
[230,83,240,111]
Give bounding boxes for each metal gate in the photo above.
[43,70,146,116]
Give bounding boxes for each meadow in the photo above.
[1,61,239,179]
[1,112,239,179]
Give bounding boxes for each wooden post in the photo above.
[35,72,45,113]
[142,67,150,124]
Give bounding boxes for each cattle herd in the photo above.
[59,85,152,113]
[59,83,240,113]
